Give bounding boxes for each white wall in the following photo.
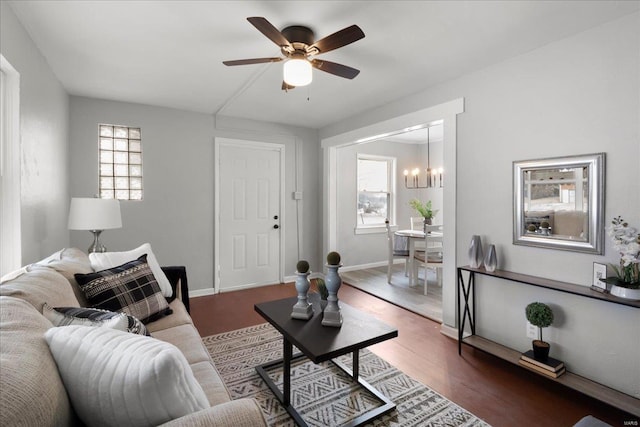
[69,97,321,291]
[321,12,640,397]
[0,2,70,263]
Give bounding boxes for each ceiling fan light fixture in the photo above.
[283,58,312,87]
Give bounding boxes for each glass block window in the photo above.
[99,124,143,200]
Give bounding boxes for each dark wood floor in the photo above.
[190,282,634,427]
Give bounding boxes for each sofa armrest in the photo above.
[158,399,267,427]
[161,266,190,313]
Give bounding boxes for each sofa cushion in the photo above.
[45,325,210,427]
[145,297,193,333]
[0,248,94,307]
[190,361,232,406]
[0,267,80,312]
[151,323,212,365]
[34,248,95,306]
[0,296,74,427]
[75,254,171,324]
[89,243,173,297]
[43,303,149,336]
[158,399,267,427]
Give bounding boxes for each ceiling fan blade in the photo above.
[310,25,365,54]
[247,17,291,48]
[223,57,283,66]
[311,59,360,79]
[281,81,296,91]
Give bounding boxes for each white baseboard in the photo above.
[190,281,277,298]
[189,287,217,298]
[340,260,397,273]
[189,273,325,299]
[440,324,459,340]
[439,324,471,341]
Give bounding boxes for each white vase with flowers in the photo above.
[605,216,640,300]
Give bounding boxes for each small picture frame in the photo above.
[592,262,608,293]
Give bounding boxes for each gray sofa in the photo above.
[0,248,267,427]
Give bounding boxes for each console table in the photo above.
[457,266,640,417]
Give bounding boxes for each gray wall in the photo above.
[69,97,321,290]
[0,2,70,263]
[321,12,640,397]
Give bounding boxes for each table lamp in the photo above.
[68,198,122,253]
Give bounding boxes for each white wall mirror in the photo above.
[513,153,605,254]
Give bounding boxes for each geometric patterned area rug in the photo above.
[202,323,491,427]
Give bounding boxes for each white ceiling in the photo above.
[8,1,639,129]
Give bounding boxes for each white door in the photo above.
[217,142,282,291]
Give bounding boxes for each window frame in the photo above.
[0,56,22,275]
[98,124,143,200]
[355,154,396,234]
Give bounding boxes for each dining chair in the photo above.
[410,217,428,251]
[385,220,409,284]
[412,225,443,295]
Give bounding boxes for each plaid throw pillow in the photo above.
[75,254,172,324]
[43,303,149,336]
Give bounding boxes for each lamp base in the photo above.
[88,230,107,253]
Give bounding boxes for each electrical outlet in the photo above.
[526,321,538,339]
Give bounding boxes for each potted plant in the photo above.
[409,199,438,225]
[539,221,550,236]
[604,216,640,300]
[525,302,554,361]
[527,224,537,233]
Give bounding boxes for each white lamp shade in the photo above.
[68,198,122,230]
[283,58,312,87]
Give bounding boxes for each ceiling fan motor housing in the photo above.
[281,25,315,47]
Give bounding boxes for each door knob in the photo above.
[273,224,279,229]
[274,215,279,220]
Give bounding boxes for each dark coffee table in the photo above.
[254,293,398,427]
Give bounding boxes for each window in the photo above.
[356,154,395,228]
[99,124,143,200]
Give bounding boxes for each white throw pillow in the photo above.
[88,243,173,297]
[45,325,209,427]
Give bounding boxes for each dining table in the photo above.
[394,228,443,286]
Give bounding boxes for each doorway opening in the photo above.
[339,121,444,321]
[322,98,464,328]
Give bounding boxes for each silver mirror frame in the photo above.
[513,153,605,254]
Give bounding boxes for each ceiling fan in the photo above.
[223,17,365,90]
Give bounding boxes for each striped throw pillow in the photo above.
[43,303,149,336]
[75,254,172,324]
